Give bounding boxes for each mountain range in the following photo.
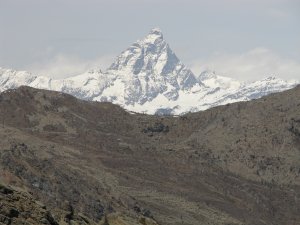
[0,28,298,114]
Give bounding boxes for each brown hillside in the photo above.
[0,86,299,225]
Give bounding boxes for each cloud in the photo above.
[189,48,300,81]
[26,54,115,79]
[27,48,300,83]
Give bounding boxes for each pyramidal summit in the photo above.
[0,28,297,115]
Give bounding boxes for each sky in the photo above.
[0,0,299,81]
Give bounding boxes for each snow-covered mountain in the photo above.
[0,28,298,115]
[104,28,198,104]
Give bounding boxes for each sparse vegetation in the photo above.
[0,86,299,225]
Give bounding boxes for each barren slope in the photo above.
[0,86,299,225]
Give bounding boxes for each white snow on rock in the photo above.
[0,29,298,115]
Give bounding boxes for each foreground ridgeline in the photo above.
[0,28,297,115]
[0,86,299,225]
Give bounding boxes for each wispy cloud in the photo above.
[26,54,115,79]
[26,48,300,82]
[189,48,300,81]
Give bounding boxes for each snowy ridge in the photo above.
[0,29,298,115]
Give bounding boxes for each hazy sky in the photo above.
[0,0,299,81]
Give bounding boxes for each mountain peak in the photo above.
[149,27,163,36]
[141,27,164,45]
[106,28,198,104]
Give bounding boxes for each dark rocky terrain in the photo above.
[0,183,59,225]
[0,86,299,225]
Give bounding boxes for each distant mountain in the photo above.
[0,28,298,114]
